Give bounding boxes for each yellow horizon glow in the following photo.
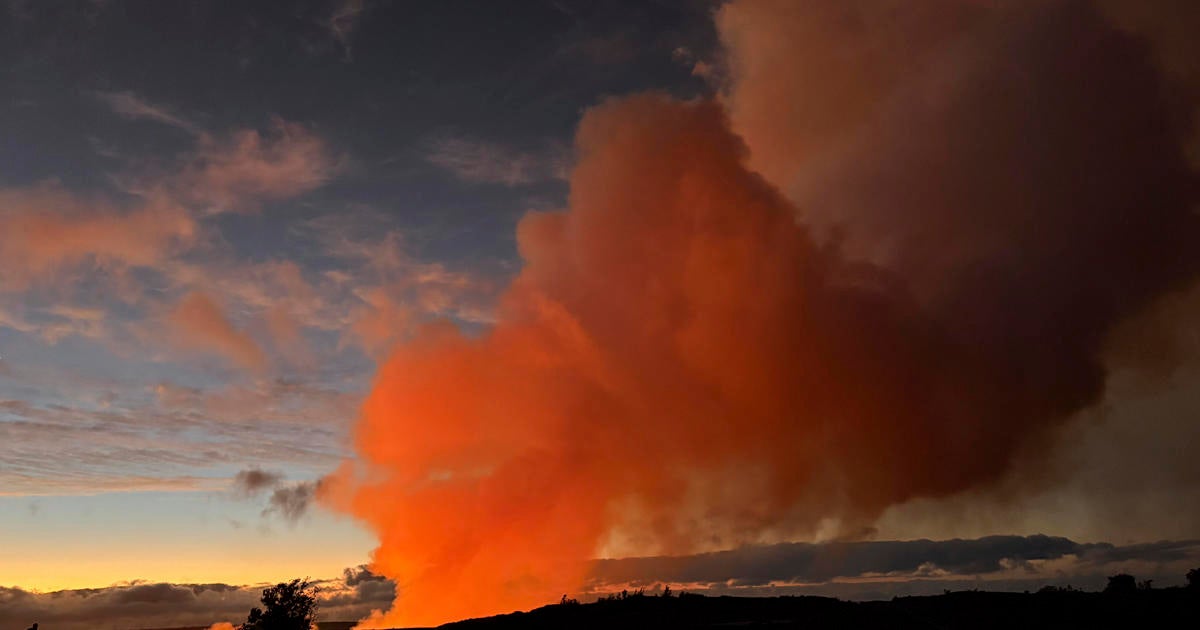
[3,546,374,592]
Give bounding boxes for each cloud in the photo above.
[0,568,396,630]
[227,467,324,524]
[94,90,200,134]
[588,536,1094,587]
[426,136,569,186]
[0,185,197,292]
[0,474,221,497]
[329,0,367,61]
[168,118,341,214]
[6,537,1186,630]
[327,2,1200,626]
[167,291,268,371]
[342,564,388,587]
[232,468,285,497]
[0,115,340,362]
[263,480,320,523]
[289,211,500,354]
[0,373,358,498]
[582,537,1200,599]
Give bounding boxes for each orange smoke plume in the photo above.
[327,3,1199,626]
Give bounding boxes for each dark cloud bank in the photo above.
[587,536,1200,594]
[4,537,1198,629]
[0,565,393,630]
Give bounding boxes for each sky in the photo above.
[2,1,1200,628]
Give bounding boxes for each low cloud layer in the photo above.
[2,538,1195,630]
[0,566,394,630]
[586,536,1200,592]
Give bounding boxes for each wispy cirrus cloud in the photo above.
[92,90,343,214]
[0,375,358,498]
[94,90,201,134]
[0,474,224,497]
[426,136,569,186]
[329,0,368,61]
[174,119,342,213]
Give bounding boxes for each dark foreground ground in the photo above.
[440,589,1199,630]
[152,588,1200,630]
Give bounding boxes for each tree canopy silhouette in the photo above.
[241,578,318,630]
[1103,574,1137,595]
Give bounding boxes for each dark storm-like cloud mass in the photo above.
[586,536,1200,591]
[591,536,1078,586]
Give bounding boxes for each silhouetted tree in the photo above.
[241,578,318,630]
[1187,568,1200,590]
[1104,573,1137,595]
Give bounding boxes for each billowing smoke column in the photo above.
[326,1,1199,626]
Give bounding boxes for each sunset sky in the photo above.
[3,1,1200,629]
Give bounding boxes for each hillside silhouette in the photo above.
[143,572,1200,630]
[436,587,1199,630]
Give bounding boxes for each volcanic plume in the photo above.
[326,2,1200,626]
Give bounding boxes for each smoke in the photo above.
[228,468,321,524]
[232,468,285,497]
[264,481,320,523]
[326,1,1200,626]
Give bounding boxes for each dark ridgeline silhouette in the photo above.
[430,568,1200,630]
[212,570,1200,630]
[240,578,318,630]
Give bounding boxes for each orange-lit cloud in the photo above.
[0,185,196,291]
[177,118,340,213]
[327,2,1200,627]
[168,291,267,371]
